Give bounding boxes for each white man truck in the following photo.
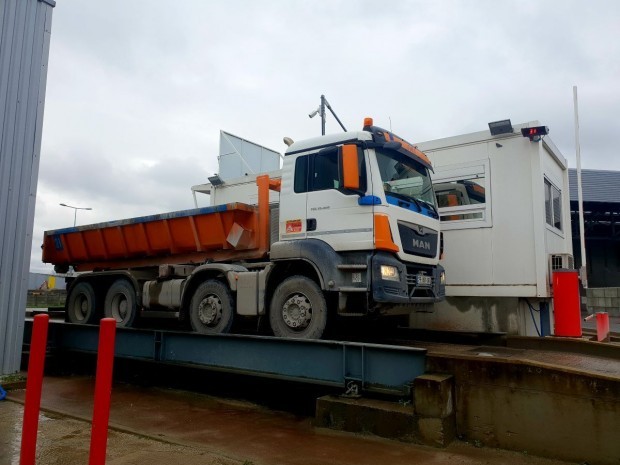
[43,118,445,339]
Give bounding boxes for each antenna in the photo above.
[308,94,347,135]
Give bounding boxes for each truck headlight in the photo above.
[440,270,446,285]
[380,265,400,281]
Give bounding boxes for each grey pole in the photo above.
[573,86,587,288]
[59,203,93,227]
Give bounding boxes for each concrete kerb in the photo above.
[315,373,456,448]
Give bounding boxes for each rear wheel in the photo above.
[104,279,138,327]
[269,275,327,339]
[189,280,234,334]
[66,282,97,324]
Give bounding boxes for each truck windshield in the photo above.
[376,149,438,217]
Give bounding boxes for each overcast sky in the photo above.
[31,0,620,272]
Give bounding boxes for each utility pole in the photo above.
[308,94,347,135]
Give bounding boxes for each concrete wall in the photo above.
[0,0,54,374]
[586,287,620,316]
[427,354,620,465]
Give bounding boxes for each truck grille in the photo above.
[397,222,438,258]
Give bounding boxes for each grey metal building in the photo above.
[569,168,620,287]
[0,0,55,374]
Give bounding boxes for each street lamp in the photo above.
[59,203,92,227]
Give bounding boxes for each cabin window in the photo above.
[294,156,309,193]
[544,178,562,231]
[432,160,491,229]
[311,150,340,191]
[293,147,366,194]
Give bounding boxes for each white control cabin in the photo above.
[412,121,573,335]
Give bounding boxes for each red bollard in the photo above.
[20,314,50,465]
[596,312,610,342]
[89,318,117,465]
[552,270,582,337]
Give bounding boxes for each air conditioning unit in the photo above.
[548,253,574,284]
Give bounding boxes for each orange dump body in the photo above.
[42,202,269,272]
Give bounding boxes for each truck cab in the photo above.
[271,118,445,327]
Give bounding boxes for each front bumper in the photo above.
[371,252,445,304]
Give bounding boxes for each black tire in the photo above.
[66,282,98,324]
[104,279,138,327]
[189,280,234,334]
[269,275,327,339]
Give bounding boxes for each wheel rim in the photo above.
[72,293,89,321]
[281,293,312,331]
[110,293,129,322]
[198,294,222,327]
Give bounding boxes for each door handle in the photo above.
[307,218,317,231]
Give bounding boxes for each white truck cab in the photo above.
[272,118,445,316]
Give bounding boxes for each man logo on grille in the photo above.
[413,239,431,250]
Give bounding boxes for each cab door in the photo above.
[304,146,374,251]
[278,153,308,241]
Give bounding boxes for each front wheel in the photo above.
[104,279,138,327]
[189,280,234,334]
[269,276,327,339]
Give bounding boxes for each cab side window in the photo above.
[294,156,308,193]
[311,151,340,191]
[294,146,366,194]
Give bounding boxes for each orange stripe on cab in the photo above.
[374,214,399,253]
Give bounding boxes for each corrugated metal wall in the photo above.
[0,0,55,374]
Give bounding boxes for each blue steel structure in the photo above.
[27,321,427,395]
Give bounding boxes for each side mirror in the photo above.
[341,144,360,191]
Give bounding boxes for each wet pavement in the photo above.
[0,400,235,465]
[1,375,576,465]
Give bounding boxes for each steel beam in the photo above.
[27,321,427,395]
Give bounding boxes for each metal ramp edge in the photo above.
[26,321,427,396]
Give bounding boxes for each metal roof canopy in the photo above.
[569,168,620,204]
[0,0,54,374]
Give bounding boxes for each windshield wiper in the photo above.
[418,199,439,218]
[385,191,423,212]
[386,191,439,219]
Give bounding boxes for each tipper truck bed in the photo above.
[43,202,268,272]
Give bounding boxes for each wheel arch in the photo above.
[270,239,353,292]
